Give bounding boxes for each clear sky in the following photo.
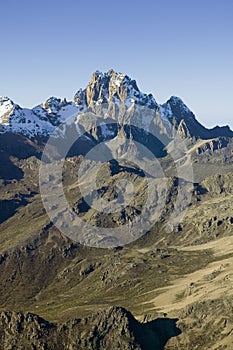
[0,0,232,129]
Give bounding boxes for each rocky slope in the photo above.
[0,151,233,348]
[0,71,233,349]
[0,307,181,350]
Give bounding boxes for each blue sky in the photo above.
[0,0,232,129]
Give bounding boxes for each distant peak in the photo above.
[42,96,70,114]
[91,70,104,79]
[90,69,124,81]
[92,69,123,77]
[166,95,192,115]
[85,70,156,109]
[45,96,61,103]
[0,96,15,105]
[0,97,17,119]
[168,95,187,105]
[89,70,140,90]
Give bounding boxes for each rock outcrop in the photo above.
[0,307,181,350]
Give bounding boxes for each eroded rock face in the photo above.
[85,70,158,110]
[0,311,56,350]
[1,70,232,146]
[0,307,180,350]
[195,137,230,154]
[177,119,191,138]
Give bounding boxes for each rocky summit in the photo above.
[1,70,232,140]
[0,71,233,349]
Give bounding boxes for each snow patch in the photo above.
[112,72,125,87]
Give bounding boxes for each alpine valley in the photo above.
[0,70,233,349]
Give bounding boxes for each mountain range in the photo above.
[1,70,232,140]
[0,70,233,349]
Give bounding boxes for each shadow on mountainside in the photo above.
[0,197,28,224]
[0,133,43,181]
[0,152,24,180]
[137,317,181,350]
[0,309,182,350]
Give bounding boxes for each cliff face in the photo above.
[0,311,56,350]
[1,70,232,141]
[0,308,181,350]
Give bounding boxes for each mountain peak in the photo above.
[162,95,194,123]
[0,97,17,123]
[0,96,14,104]
[0,72,232,140]
[168,96,191,112]
[0,96,15,109]
[85,70,157,109]
[42,96,70,115]
[90,69,140,91]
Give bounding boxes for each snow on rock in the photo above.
[0,97,15,124]
[0,96,83,138]
[0,71,195,139]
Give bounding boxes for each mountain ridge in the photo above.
[1,70,232,140]
[1,71,233,349]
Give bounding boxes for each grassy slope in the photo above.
[0,153,233,348]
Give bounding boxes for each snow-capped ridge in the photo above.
[0,97,16,116]
[0,70,216,140]
[0,95,81,137]
[168,95,192,114]
[84,69,158,110]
